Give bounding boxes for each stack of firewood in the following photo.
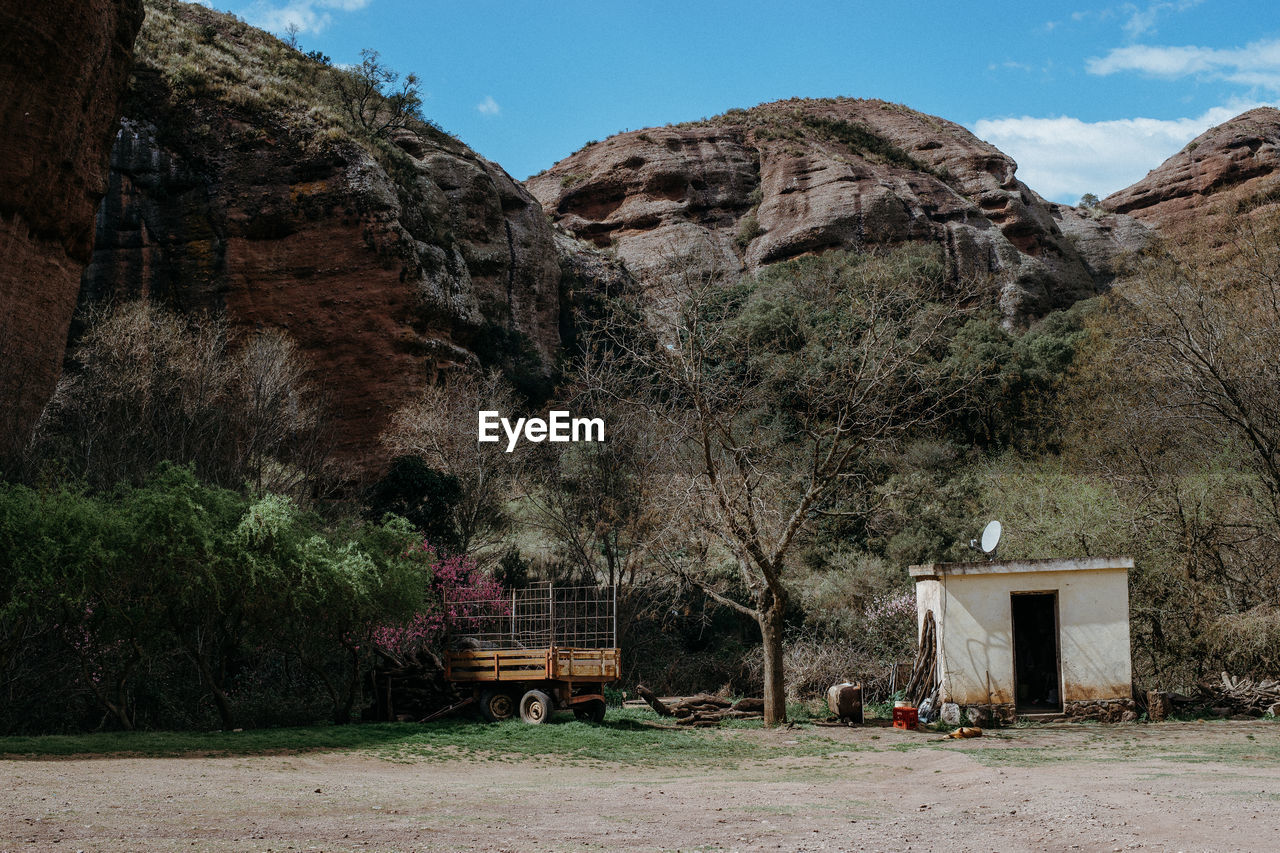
[1216,672,1280,715]
[635,685,766,726]
[1148,672,1280,720]
[366,647,461,722]
[903,610,938,707]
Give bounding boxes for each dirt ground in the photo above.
[2,720,1278,853]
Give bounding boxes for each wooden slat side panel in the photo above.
[549,648,621,680]
[445,648,552,681]
[447,650,548,665]
[446,647,620,683]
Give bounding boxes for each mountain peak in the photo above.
[1101,107,1280,234]
[527,97,1150,321]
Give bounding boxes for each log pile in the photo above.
[366,647,462,722]
[903,610,938,707]
[1148,672,1280,720]
[635,684,765,726]
[1214,672,1280,715]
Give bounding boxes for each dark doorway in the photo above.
[1011,592,1061,712]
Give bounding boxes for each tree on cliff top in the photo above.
[581,247,979,725]
[334,48,423,139]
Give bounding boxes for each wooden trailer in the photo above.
[444,584,620,724]
[446,646,620,723]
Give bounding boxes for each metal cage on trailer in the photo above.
[443,582,620,724]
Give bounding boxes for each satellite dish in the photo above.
[979,520,1002,558]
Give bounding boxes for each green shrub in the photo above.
[0,465,431,734]
[734,211,763,248]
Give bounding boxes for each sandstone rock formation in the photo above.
[0,0,145,462]
[527,98,1152,322]
[1050,204,1154,286]
[1101,107,1280,238]
[79,2,610,471]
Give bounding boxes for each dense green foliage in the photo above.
[0,465,430,733]
[939,304,1090,451]
[364,455,464,552]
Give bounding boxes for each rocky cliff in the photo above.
[1101,107,1280,237]
[79,2,605,471]
[527,98,1152,321]
[0,0,145,462]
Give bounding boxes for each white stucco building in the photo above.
[910,556,1136,721]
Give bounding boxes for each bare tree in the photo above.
[235,329,331,494]
[1125,222,1280,522]
[1074,215,1280,679]
[382,369,522,558]
[521,387,669,591]
[33,301,330,496]
[581,247,978,724]
[333,49,424,139]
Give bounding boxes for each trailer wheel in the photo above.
[573,699,606,724]
[479,689,516,723]
[519,689,553,724]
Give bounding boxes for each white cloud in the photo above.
[476,95,501,117]
[972,103,1271,203]
[1063,1,1201,38]
[1120,0,1203,39]
[1088,37,1280,91]
[244,0,373,35]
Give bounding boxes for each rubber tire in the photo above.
[519,689,554,724]
[479,689,516,723]
[573,699,606,724]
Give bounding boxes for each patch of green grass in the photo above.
[734,211,762,248]
[371,708,850,767]
[0,708,854,768]
[0,723,417,759]
[964,746,1089,767]
[786,698,826,722]
[964,732,1280,768]
[798,115,937,175]
[1150,740,1280,764]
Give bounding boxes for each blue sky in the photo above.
[212,0,1278,203]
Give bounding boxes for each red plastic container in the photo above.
[892,706,918,729]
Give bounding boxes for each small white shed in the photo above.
[909,556,1136,722]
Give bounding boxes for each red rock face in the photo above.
[0,0,145,461]
[72,3,632,478]
[74,0,586,477]
[528,98,1152,322]
[1101,107,1280,236]
[82,114,567,473]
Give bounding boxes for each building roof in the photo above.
[908,556,1134,581]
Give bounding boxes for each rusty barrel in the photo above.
[826,682,863,723]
